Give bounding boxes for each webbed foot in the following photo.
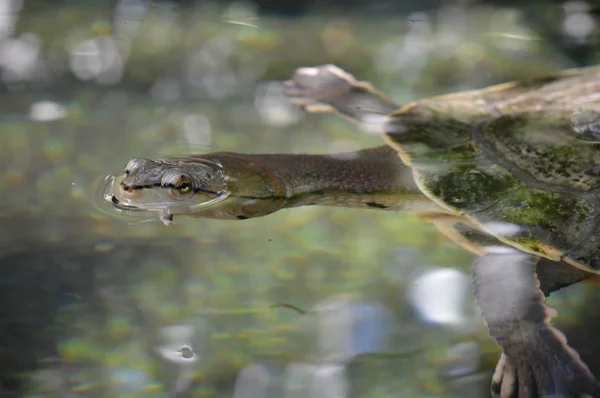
[284,64,399,126]
[491,351,600,398]
[473,248,600,398]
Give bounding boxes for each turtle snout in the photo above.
[118,182,142,200]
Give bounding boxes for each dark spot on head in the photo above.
[237,215,249,220]
[366,202,389,209]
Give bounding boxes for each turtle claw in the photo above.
[491,353,514,397]
[490,352,600,398]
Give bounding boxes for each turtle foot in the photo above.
[473,251,600,398]
[283,64,399,126]
[490,352,600,398]
[283,64,358,112]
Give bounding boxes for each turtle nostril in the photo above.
[118,183,139,199]
[120,183,133,193]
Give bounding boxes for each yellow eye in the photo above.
[178,181,191,194]
[167,175,193,199]
[175,175,192,194]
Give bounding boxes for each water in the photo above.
[2,1,600,397]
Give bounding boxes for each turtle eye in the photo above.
[178,181,191,194]
[169,174,193,198]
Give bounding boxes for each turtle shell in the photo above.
[382,66,600,272]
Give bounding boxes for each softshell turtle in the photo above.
[108,64,600,397]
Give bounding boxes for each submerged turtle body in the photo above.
[284,64,600,397]
[110,64,600,397]
[385,68,600,273]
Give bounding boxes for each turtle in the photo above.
[108,64,600,397]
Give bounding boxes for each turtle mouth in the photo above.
[101,173,173,213]
[107,193,144,211]
[101,174,127,205]
[101,173,147,213]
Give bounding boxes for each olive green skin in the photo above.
[381,66,600,275]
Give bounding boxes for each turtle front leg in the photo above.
[284,64,399,128]
[473,248,600,398]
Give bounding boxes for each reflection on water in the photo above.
[408,268,475,331]
[4,228,486,397]
[155,323,204,394]
[232,292,481,397]
[1,0,600,397]
[444,342,480,378]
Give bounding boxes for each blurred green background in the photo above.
[1,0,600,397]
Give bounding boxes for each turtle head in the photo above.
[108,156,229,224]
